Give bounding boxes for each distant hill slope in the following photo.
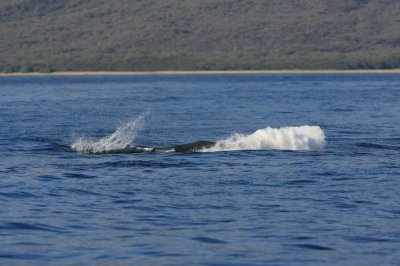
[1,0,400,72]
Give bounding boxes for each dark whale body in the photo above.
[97,140,215,154]
[167,141,215,152]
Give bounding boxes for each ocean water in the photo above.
[0,74,399,265]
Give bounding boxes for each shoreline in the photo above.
[1,69,400,76]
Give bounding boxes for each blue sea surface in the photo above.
[0,74,399,265]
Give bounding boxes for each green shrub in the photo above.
[18,64,32,73]
[2,66,15,73]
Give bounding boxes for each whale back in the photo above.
[170,141,215,152]
[84,141,215,154]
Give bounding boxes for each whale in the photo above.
[95,140,216,154]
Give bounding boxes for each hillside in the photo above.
[1,0,400,72]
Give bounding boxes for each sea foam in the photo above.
[203,126,325,152]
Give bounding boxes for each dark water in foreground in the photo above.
[0,74,399,265]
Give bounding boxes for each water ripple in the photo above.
[63,172,98,179]
[292,244,335,251]
[0,222,66,233]
[356,142,400,151]
[191,236,228,244]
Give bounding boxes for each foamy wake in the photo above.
[71,112,148,153]
[202,126,325,152]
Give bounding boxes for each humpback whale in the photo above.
[96,140,216,154]
[167,140,215,152]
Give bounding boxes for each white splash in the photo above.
[203,126,325,152]
[71,112,148,153]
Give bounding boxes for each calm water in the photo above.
[0,74,399,265]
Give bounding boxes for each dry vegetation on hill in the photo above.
[1,0,400,72]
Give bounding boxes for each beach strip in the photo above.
[1,69,400,76]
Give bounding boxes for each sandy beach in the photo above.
[1,69,400,76]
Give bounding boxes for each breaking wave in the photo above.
[202,126,325,152]
[71,112,148,153]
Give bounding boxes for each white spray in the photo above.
[71,112,148,153]
[203,126,325,152]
